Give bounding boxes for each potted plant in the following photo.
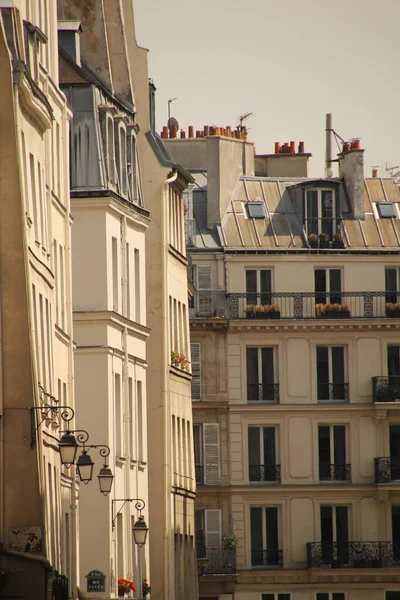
[222,535,238,549]
[142,579,151,597]
[171,351,190,370]
[315,303,326,318]
[244,304,256,319]
[254,305,266,319]
[318,232,330,248]
[268,304,281,319]
[323,303,351,319]
[307,233,318,248]
[386,302,400,318]
[332,232,345,249]
[118,578,136,597]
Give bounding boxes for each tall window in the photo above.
[193,425,203,485]
[318,425,349,481]
[195,509,221,556]
[316,346,347,402]
[192,423,220,486]
[392,506,400,562]
[315,269,342,305]
[112,237,118,312]
[107,118,115,183]
[246,347,278,402]
[115,373,122,457]
[248,427,279,482]
[388,346,400,377]
[191,342,201,401]
[246,269,272,305]
[320,505,349,566]
[305,188,339,237]
[250,506,281,567]
[120,127,127,192]
[385,268,400,304]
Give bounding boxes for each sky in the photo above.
[133,0,400,178]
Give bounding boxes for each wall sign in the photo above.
[87,570,106,592]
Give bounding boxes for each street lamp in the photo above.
[59,431,79,468]
[132,515,149,548]
[97,464,114,496]
[76,450,94,484]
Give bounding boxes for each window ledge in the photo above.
[169,365,192,381]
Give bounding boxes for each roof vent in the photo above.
[247,202,265,219]
[377,202,396,219]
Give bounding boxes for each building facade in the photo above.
[57,2,151,597]
[167,126,400,600]
[0,2,75,598]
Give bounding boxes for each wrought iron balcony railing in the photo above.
[195,465,204,485]
[189,291,400,321]
[196,545,236,575]
[307,541,400,568]
[372,376,400,402]
[249,464,281,483]
[247,383,280,403]
[375,457,400,483]
[251,549,283,568]
[317,383,349,402]
[319,463,351,482]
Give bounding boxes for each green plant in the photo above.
[143,579,151,597]
[118,578,136,596]
[171,351,190,371]
[318,232,329,243]
[222,535,238,548]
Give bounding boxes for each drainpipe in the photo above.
[161,170,178,599]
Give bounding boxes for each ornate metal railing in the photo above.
[189,291,400,321]
[251,549,283,568]
[317,383,349,402]
[51,572,69,600]
[319,463,351,482]
[307,541,400,568]
[375,457,400,483]
[372,376,400,402]
[195,465,204,485]
[247,383,280,403]
[249,464,281,483]
[196,545,236,575]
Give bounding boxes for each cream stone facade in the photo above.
[0,2,75,598]
[167,126,400,600]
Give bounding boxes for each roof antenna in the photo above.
[325,113,333,178]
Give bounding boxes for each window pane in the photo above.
[378,202,395,218]
[386,592,400,600]
[318,426,331,480]
[260,270,272,305]
[317,347,329,400]
[329,269,342,304]
[261,595,274,600]
[332,594,345,600]
[247,202,265,219]
[306,190,318,234]
[246,270,257,304]
[336,506,349,543]
[248,428,260,481]
[315,270,327,304]
[278,595,291,600]
[385,268,398,303]
[265,506,279,559]
[320,506,333,543]
[316,595,329,600]
[263,427,276,468]
[331,347,345,400]
[388,346,400,377]
[333,426,346,468]
[261,347,274,400]
[250,507,263,566]
[246,348,259,400]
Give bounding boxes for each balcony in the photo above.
[190,291,400,321]
[251,549,283,568]
[375,457,400,483]
[317,383,349,403]
[249,464,281,483]
[247,383,280,403]
[307,541,400,568]
[196,545,236,575]
[319,463,351,482]
[195,465,204,485]
[372,376,400,402]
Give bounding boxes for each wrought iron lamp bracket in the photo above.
[31,404,75,448]
[111,498,146,530]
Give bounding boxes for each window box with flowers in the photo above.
[171,351,190,371]
[118,578,136,597]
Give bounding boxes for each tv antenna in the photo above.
[238,112,253,127]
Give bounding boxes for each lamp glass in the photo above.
[132,516,148,547]
[97,465,114,496]
[59,432,78,467]
[76,451,94,484]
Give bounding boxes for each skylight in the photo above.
[378,202,396,218]
[247,202,265,219]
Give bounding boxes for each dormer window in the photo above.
[378,202,396,218]
[305,188,339,238]
[247,202,265,219]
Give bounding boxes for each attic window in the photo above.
[247,202,265,219]
[378,202,396,218]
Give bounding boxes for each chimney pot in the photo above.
[274,142,280,154]
[350,138,361,150]
[290,141,296,154]
[161,126,169,139]
[298,141,305,153]
[204,125,210,136]
[170,126,177,139]
[180,129,186,139]
[372,168,379,178]
[188,126,194,138]
[343,142,350,153]
[196,130,201,138]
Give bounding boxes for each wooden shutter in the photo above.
[205,509,221,548]
[203,423,220,485]
[191,342,201,401]
[197,266,212,316]
[197,266,211,289]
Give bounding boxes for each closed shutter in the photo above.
[203,423,220,485]
[191,342,201,401]
[197,266,212,316]
[205,509,221,548]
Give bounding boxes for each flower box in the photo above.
[324,309,350,319]
[386,304,400,318]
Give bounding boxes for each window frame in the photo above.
[248,426,279,482]
[246,346,278,403]
[247,201,265,219]
[378,202,396,218]
[305,187,339,236]
[250,505,282,568]
[245,268,272,305]
[318,424,348,481]
[316,345,348,403]
[316,593,346,600]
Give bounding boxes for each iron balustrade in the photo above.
[319,463,351,482]
[196,545,236,575]
[317,383,349,402]
[249,464,281,482]
[195,465,204,485]
[375,457,400,483]
[51,572,69,600]
[247,383,280,403]
[251,549,283,568]
[304,218,344,244]
[372,376,400,402]
[189,291,400,321]
[307,541,400,569]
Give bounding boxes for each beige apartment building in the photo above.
[166,126,400,600]
[0,2,75,598]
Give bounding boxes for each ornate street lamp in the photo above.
[59,431,79,468]
[132,515,149,547]
[76,450,95,484]
[97,464,114,496]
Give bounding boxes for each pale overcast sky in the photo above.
[133,0,399,177]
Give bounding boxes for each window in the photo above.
[262,595,290,600]
[107,118,115,183]
[115,374,123,457]
[247,202,265,219]
[191,343,201,401]
[316,594,345,600]
[193,424,203,484]
[250,506,282,567]
[195,509,221,557]
[392,506,400,562]
[247,347,278,402]
[119,127,127,192]
[386,593,400,600]
[320,505,349,566]
[388,346,400,377]
[390,425,400,480]
[305,188,339,237]
[378,202,395,218]
[385,268,400,304]
[193,423,220,485]
[248,427,280,482]
[316,346,347,402]
[315,269,342,305]
[318,425,349,481]
[134,248,140,322]
[112,237,118,312]
[192,265,214,317]
[246,269,272,306]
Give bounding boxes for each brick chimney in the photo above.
[338,143,365,219]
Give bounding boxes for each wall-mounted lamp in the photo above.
[112,499,148,546]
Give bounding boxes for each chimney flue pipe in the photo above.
[326,113,333,178]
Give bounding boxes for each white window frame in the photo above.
[245,268,272,293]
[305,188,337,235]
[261,594,292,600]
[318,425,348,465]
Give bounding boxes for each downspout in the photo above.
[161,170,178,599]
